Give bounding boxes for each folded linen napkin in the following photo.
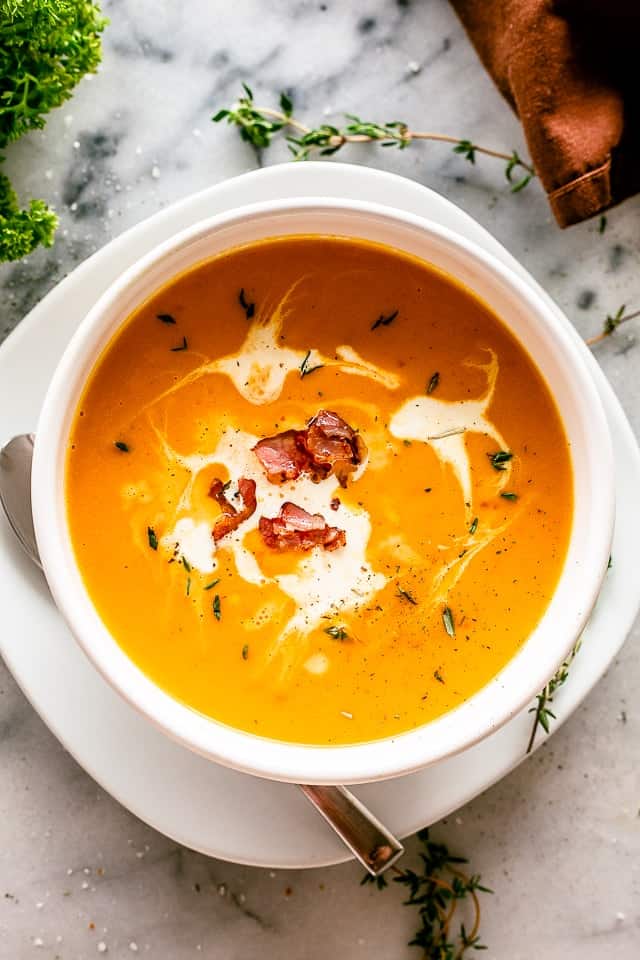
[451,0,639,226]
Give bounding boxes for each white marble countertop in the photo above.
[1,1,639,957]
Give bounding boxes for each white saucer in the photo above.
[2,163,639,869]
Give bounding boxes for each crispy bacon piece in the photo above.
[252,429,310,483]
[258,502,346,552]
[305,409,367,486]
[209,476,257,543]
[252,410,366,486]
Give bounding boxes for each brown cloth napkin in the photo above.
[450,0,640,226]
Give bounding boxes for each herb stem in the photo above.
[586,307,640,345]
[251,104,533,168]
[215,89,535,189]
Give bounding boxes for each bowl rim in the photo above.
[31,196,615,784]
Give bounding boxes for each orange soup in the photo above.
[66,236,573,745]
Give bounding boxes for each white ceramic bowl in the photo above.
[32,198,615,785]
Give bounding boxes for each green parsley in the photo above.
[0,1,106,262]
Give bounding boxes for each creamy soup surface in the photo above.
[66,236,573,745]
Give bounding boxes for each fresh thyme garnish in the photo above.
[242,644,249,660]
[526,642,581,753]
[500,491,518,501]
[238,287,255,319]
[181,556,192,573]
[362,828,491,958]
[157,313,176,324]
[371,309,398,331]
[114,441,129,453]
[203,578,221,591]
[427,371,440,395]
[186,576,191,597]
[325,625,349,641]
[147,526,158,551]
[487,450,513,471]
[397,585,418,605]
[442,606,456,637]
[212,594,221,620]
[469,517,478,535]
[586,305,640,346]
[598,215,607,235]
[214,87,535,191]
[299,349,324,378]
[170,336,188,352]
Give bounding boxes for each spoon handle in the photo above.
[298,783,404,875]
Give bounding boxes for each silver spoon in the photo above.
[0,433,404,875]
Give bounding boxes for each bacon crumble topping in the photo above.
[209,476,257,542]
[252,409,366,487]
[210,410,359,552]
[258,502,346,552]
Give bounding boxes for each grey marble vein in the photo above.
[1,1,639,957]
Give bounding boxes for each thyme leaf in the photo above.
[300,349,324,378]
[325,625,349,641]
[147,526,158,551]
[500,491,518,501]
[213,594,221,620]
[371,309,398,331]
[426,371,440,394]
[238,288,255,319]
[157,313,176,324]
[526,642,581,753]
[469,517,478,535]
[203,578,221,591]
[114,441,129,453]
[487,450,513,471]
[442,605,455,637]
[397,585,418,605]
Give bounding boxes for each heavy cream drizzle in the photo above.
[155,426,386,671]
[143,281,400,413]
[389,350,511,507]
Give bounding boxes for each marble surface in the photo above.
[1,1,639,957]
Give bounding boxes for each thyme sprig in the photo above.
[362,828,491,959]
[586,305,640,346]
[526,641,581,753]
[214,87,535,191]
